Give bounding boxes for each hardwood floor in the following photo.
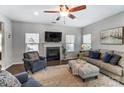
[6,64,25,75]
[6,60,69,75]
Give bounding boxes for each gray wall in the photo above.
[0,15,13,69]
[82,11,124,52]
[12,21,82,63]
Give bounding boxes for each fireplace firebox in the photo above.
[46,47,60,61]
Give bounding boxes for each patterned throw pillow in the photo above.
[0,70,21,87]
[28,52,39,61]
[110,54,121,65]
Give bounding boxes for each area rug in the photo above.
[31,65,124,87]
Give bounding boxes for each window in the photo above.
[82,34,91,50]
[66,35,75,52]
[25,33,39,52]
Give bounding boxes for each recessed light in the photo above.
[34,11,39,16]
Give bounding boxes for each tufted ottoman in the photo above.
[68,60,77,69]
[68,59,87,75]
[78,63,100,81]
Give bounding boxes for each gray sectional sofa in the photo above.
[82,49,124,84]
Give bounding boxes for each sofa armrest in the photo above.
[15,72,28,84]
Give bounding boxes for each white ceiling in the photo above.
[0,5,124,28]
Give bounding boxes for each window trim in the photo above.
[82,34,92,50]
[25,33,40,52]
[65,35,75,52]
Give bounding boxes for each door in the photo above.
[0,22,3,65]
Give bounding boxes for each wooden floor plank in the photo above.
[6,60,69,75]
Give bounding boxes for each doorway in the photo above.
[0,22,3,65]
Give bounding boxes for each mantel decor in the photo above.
[100,27,124,45]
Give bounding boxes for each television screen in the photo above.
[45,32,62,42]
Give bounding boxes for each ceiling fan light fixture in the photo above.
[60,11,69,16]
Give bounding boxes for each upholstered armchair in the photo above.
[23,51,47,73]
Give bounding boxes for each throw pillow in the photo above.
[89,51,101,59]
[28,52,39,61]
[0,70,21,87]
[89,51,96,58]
[103,52,112,63]
[110,54,121,65]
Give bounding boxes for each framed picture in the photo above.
[100,27,124,45]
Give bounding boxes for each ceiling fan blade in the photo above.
[56,16,61,21]
[44,11,59,13]
[60,5,64,11]
[69,5,86,12]
[65,5,69,10]
[68,14,76,19]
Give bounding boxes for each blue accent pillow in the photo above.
[89,51,101,59]
[103,52,112,63]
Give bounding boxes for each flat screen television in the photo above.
[45,32,62,42]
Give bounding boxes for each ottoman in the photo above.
[78,63,100,81]
[68,60,77,69]
[68,59,87,75]
[71,63,84,75]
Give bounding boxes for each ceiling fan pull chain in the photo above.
[64,16,65,24]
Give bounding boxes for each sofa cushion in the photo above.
[86,58,101,67]
[22,77,41,87]
[83,57,89,60]
[114,51,124,68]
[110,54,121,65]
[103,52,112,63]
[118,57,124,68]
[15,72,28,84]
[100,62,123,76]
[0,70,21,87]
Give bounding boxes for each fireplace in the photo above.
[46,47,60,61]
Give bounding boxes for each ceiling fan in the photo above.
[43,5,86,21]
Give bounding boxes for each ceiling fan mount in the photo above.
[44,5,86,21]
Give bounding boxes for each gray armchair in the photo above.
[23,51,47,73]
